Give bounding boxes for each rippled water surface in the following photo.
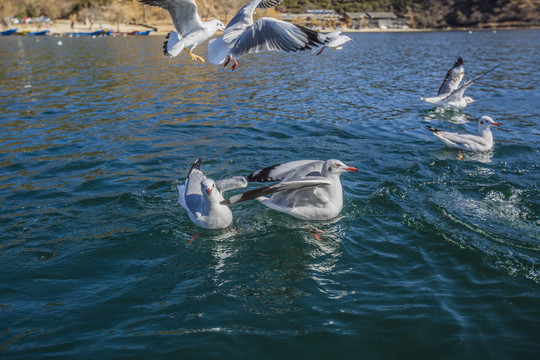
[1,30,539,358]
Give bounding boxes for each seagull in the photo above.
[312,31,353,55]
[421,57,499,109]
[177,158,247,229]
[207,0,346,70]
[139,0,225,62]
[221,159,358,220]
[426,115,501,152]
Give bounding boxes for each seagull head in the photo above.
[464,96,477,104]
[201,179,216,197]
[214,20,225,32]
[478,115,501,129]
[324,159,359,176]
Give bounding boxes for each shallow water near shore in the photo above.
[1,29,539,358]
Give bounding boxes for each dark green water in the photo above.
[1,30,539,359]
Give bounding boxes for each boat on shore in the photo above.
[65,30,111,37]
[26,30,50,36]
[128,30,152,35]
[0,29,17,35]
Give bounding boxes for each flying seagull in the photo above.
[421,57,499,109]
[222,159,358,220]
[208,0,350,70]
[312,31,353,55]
[178,158,247,229]
[140,0,225,61]
[426,115,501,152]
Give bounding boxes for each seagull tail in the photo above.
[163,31,184,58]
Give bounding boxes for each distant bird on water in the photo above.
[208,0,351,70]
[426,115,501,152]
[421,57,499,109]
[139,0,224,61]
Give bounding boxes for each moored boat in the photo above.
[0,29,17,35]
[129,30,152,35]
[26,30,50,36]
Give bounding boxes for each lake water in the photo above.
[1,29,539,358]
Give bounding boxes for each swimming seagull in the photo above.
[426,115,501,152]
[178,158,247,229]
[208,0,346,70]
[421,57,499,109]
[221,159,358,220]
[139,0,225,61]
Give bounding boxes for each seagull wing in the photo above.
[437,57,464,95]
[140,0,204,36]
[224,0,283,31]
[221,178,332,205]
[179,158,205,216]
[443,63,500,102]
[215,176,248,194]
[247,160,322,182]
[229,18,326,59]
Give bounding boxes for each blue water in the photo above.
[1,30,539,358]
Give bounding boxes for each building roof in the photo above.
[345,12,368,20]
[366,12,398,19]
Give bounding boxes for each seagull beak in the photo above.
[493,122,501,126]
[205,188,212,195]
[345,167,359,172]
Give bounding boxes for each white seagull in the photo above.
[426,115,501,152]
[421,57,499,109]
[221,159,358,220]
[178,158,247,229]
[312,31,353,55]
[140,0,225,61]
[207,0,347,70]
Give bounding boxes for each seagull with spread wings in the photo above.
[421,57,499,109]
[208,0,350,70]
[140,0,224,62]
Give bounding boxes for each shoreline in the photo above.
[3,19,539,37]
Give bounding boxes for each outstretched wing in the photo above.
[180,158,205,215]
[443,63,500,102]
[221,179,332,205]
[229,18,326,59]
[215,176,248,194]
[140,0,204,36]
[247,160,321,182]
[225,0,283,34]
[437,57,464,96]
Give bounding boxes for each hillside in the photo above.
[1,0,539,29]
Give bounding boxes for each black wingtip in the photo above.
[187,158,202,177]
[296,25,325,49]
[247,164,281,182]
[426,125,439,133]
[163,39,171,57]
[456,57,464,65]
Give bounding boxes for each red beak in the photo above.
[205,188,212,195]
[493,122,501,126]
[345,167,359,172]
